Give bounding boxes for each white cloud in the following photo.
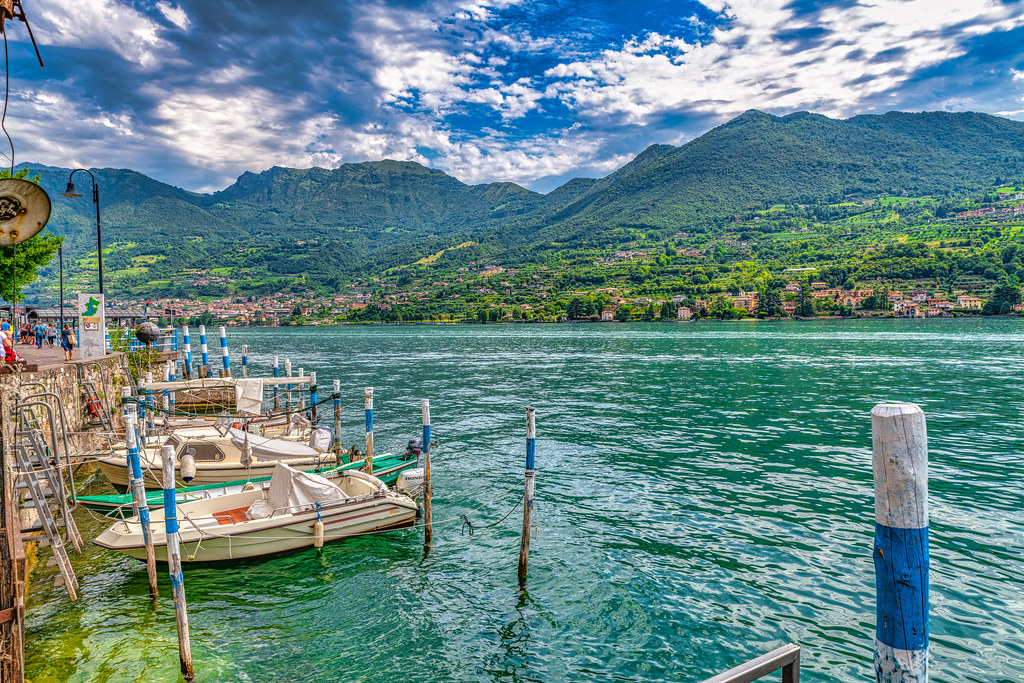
[33,0,170,67]
[157,2,190,31]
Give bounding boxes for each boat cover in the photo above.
[246,462,346,519]
[235,378,264,415]
[228,428,319,459]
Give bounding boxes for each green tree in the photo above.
[0,168,61,303]
[982,283,1022,315]
[758,285,783,316]
[796,280,815,317]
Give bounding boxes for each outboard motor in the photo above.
[309,426,333,453]
[406,437,422,460]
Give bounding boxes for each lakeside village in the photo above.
[14,275,1015,329]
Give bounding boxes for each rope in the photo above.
[121,392,358,420]
[460,490,524,536]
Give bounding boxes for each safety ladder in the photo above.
[13,403,82,600]
[82,380,113,432]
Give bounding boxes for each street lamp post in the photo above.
[59,244,64,331]
[61,168,103,295]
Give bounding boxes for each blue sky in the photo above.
[6,0,1024,192]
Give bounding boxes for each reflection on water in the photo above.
[26,319,1024,682]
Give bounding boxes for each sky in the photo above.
[4,0,1024,193]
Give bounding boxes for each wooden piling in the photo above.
[298,369,305,412]
[240,344,248,379]
[364,387,374,475]
[218,326,230,377]
[181,325,192,379]
[309,372,318,423]
[144,373,154,436]
[285,359,293,410]
[125,409,159,598]
[871,403,928,682]
[422,399,432,546]
[161,445,195,680]
[272,356,279,411]
[333,380,342,462]
[518,407,536,585]
[198,325,209,374]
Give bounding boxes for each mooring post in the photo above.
[137,379,148,443]
[181,325,192,379]
[309,372,318,423]
[422,398,432,546]
[161,444,195,680]
[162,364,170,413]
[333,380,342,462]
[168,361,176,416]
[285,359,293,410]
[273,356,280,411]
[198,325,209,377]
[144,372,155,435]
[518,406,536,585]
[126,409,159,598]
[240,344,248,379]
[298,368,305,412]
[871,403,928,682]
[364,387,374,475]
[219,326,230,378]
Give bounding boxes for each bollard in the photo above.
[273,356,280,411]
[364,387,374,475]
[422,399,432,546]
[871,403,928,682]
[182,326,192,379]
[126,409,159,598]
[309,372,318,424]
[241,344,248,379]
[198,325,209,375]
[219,326,230,377]
[518,407,536,585]
[161,445,195,680]
[333,380,342,462]
[285,359,292,410]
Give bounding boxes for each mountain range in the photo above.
[21,108,1024,291]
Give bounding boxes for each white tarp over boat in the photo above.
[247,462,346,520]
[228,427,319,459]
[235,378,264,414]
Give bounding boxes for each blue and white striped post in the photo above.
[422,399,432,546]
[333,379,342,461]
[364,387,374,475]
[168,361,176,416]
[519,406,536,584]
[161,444,195,679]
[273,356,280,411]
[309,371,317,423]
[125,408,159,597]
[144,372,155,435]
[219,326,230,377]
[182,325,192,379]
[198,325,209,377]
[241,344,248,379]
[872,403,928,682]
[298,368,305,413]
[162,364,171,413]
[137,379,148,443]
[285,359,293,410]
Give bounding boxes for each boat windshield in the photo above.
[165,435,182,450]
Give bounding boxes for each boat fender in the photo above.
[241,482,255,492]
[180,449,197,484]
[313,502,325,549]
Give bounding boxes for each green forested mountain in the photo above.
[19,108,1024,296]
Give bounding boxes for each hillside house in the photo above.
[956,296,983,310]
[677,306,692,320]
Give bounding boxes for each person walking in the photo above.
[61,324,76,361]
[34,321,46,347]
[46,323,57,347]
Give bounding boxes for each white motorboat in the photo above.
[93,462,418,562]
[95,425,337,490]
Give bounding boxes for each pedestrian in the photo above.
[3,327,20,363]
[34,321,46,347]
[46,323,57,347]
[61,324,76,361]
[20,323,30,344]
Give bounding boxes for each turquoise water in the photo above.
[26,319,1024,682]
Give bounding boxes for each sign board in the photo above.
[77,293,106,359]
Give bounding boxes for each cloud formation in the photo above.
[3,0,1023,193]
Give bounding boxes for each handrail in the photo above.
[702,644,800,683]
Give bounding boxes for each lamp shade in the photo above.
[61,181,82,198]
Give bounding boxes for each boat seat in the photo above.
[213,507,251,525]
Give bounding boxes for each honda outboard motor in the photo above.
[406,437,422,460]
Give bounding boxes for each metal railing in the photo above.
[702,644,800,683]
[106,327,179,352]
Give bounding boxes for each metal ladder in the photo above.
[13,401,82,600]
[82,380,113,431]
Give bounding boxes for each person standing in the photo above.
[61,324,76,361]
[46,323,57,347]
[34,321,46,347]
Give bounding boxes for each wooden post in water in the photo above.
[285,359,293,410]
[240,344,248,379]
[144,372,155,436]
[871,403,928,682]
[364,387,374,475]
[137,379,148,443]
[181,325,192,379]
[161,445,195,680]
[218,326,230,377]
[198,325,209,376]
[421,398,432,547]
[272,356,280,411]
[168,361,176,416]
[125,408,159,598]
[309,372,318,423]
[333,380,342,462]
[518,407,536,585]
[162,363,170,413]
[298,369,305,413]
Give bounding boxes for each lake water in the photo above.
[25,319,1024,682]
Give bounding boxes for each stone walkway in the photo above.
[4,339,77,372]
